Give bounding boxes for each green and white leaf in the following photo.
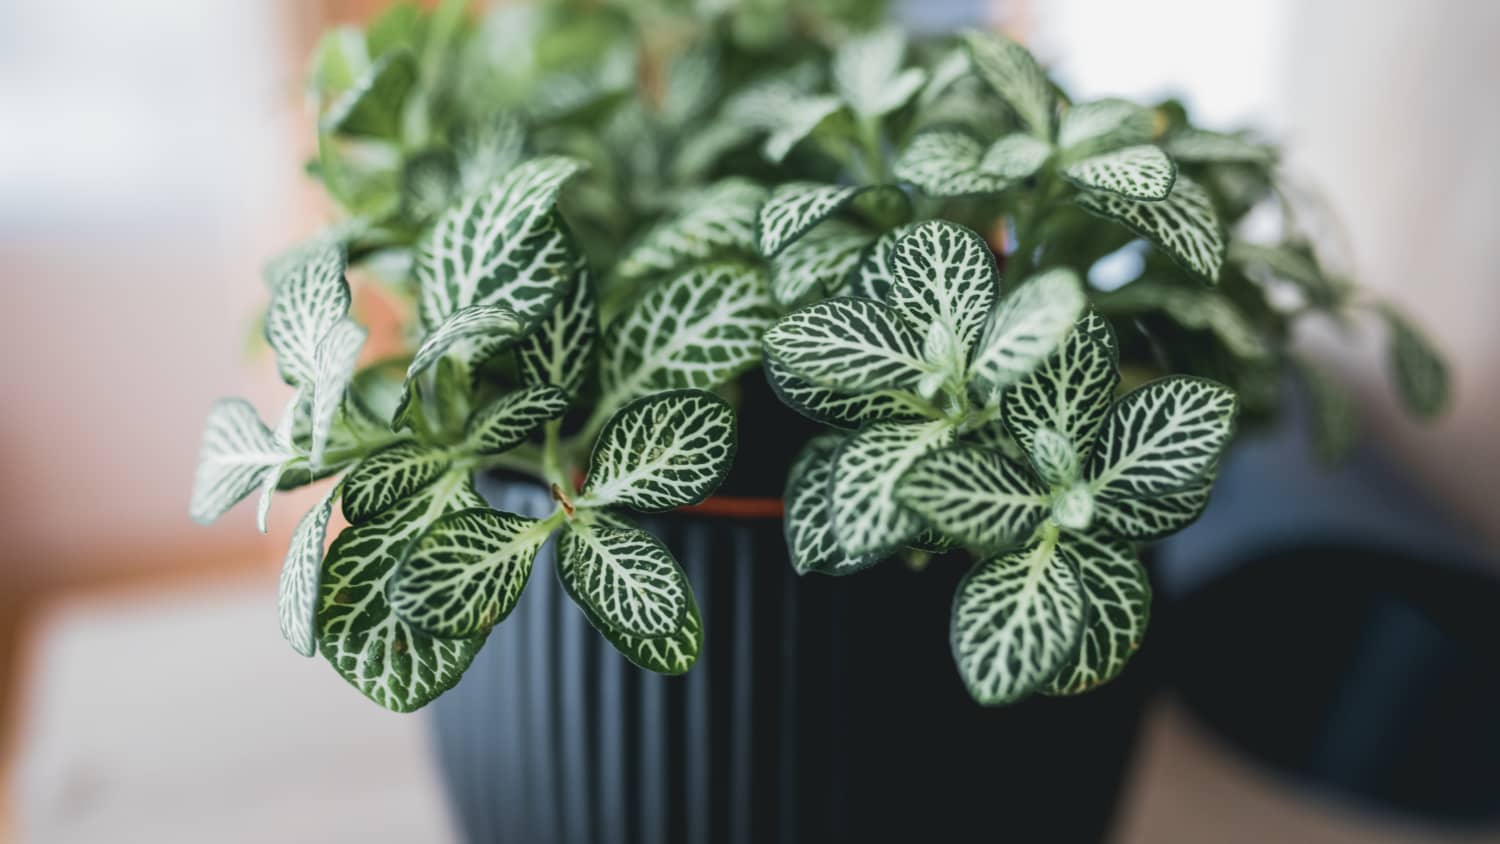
[581,390,736,512]
[887,220,999,355]
[1087,376,1237,501]
[1001,311,1119,462]
[309,318,367,469]
[1099,279,1268,360]
[763,95,845,164]
[785,435,881,576]
[1075,175,1225,282]
[1094,479,1212,540]
[318,472,488,712]
[1057,98,1154,155]
[961,29,1054,139]
[342,441,451,525]
[322,50,417,139]
[264,244,350,387]
[1029,427,1081,486]
[764,297,930,394]
[755,182,863,257]
[416,156,586,330]
[896,444,1049,550]
[833,26,926,118]
[950,537,1086,705]
[278,483,338,658]
[453,112,527,195]
[1383,308,1448,418]
[894,132,1012,198]
[1043,534,1149,695]
[463,386,570,455]
[190,399,295,525]
[388,508,553,638]
[1229,241,1342,306]
[558,520,690,638]
[843,223,917,301]
[619,179,766,280]
[599,263,774,406]
[1062,145,1175,201]
[970,268,1087,395]
[977,132,1052,179]
[771,220,873,307]
[400,149,458,223]
[764,353,928,429]
[394,304,524,426]
[518,265,596,399]
[1165,128,1275,165]
[831,420,956,556]
[1049,481,1094,531]
[255,400,305,533]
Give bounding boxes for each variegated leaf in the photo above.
[894,132,1012,198]
[1050,481,1095,531]
[771,220,873,307]
[1057,98,1154,155]
[1062,145,1176,201]
[896,444,1049,550]
[278,483,337,657]
[1029,428,1081,486]
[962,29,1054,139]
[619,179,766,280]
[342,441,451,525]
[518,265,596,399]
[763,297,930,394]
[1098,279,1268,360]
[887,220,999,355]
[756,182,864,257]
[190,399,294,525]
[1228,241,1341,306]
[833,26,926,118]
[1094,479,1212,540]
[1043,534,1149,695]
[764,352,927,429]
[844,223,917,301]
[464,386,570,455]
[763,95,845,164]
[1075,176,1225,282]
[1087,376,1238,501]
[970,268,1087,395]
[321,50,417,139]
[1001,311,1119,463]
[581,390,736,512]
[977,132,1052,179]
[309,319,367,469]
[394,305,525,427]
[951,537,1086,705]
[416,156,586,330]
[400,149,458,224]
[318,472,488,712]
[558,520,690,638]
[1165,128,1276,165]
[599,263,774,407]
[389,508,553,638]
[785,435,881,576]
[453,112,527,195]
[264,244,350,387]
[831,420,956,556]
[1383,308,1448,418]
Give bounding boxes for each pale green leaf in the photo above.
[1094,479,1212,540]
[1383,308,1448,418]
[1087,376,1238,501]
[1030,427,1080,486]
[190,399,294,525]
[1098,279,1268,360]
[1295,360,1356,463]
[1057,98,1154,155]
[763,297,929,394]
[1001,311,1119,464]
[1043,534,1149,695]
[961,29,1054,138]
[453,112,527,195]
[1165,128,1276,165]
[969,268,1087,394]
[763,95,845,164]
[310,319,367,469]
[784,435,881,576]
[833,26,925,118]
[464,386,570,455]
[558,520,690,638]
[342,441,451,525]
[764,352,928,429]
[619,179,766,280]
[894,131,1012,198]
[1075,175,1225,282]
[1062,145,1176,201]
[831,420,956,556]
[264,244,350,387]
[771,220,873,306]
[581,390,736,512]
[887,220,999,355]
[322,50,417,139]
[278,483,338,658]
[400,149,458,224]
[1049,481,1094,530]
[1228,240,1341,306]
[896,444,1048,550]
[517,265,597,399]
[977,132,1052,179]
[951,537,1086,705]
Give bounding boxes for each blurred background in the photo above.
[1,0,1497,841]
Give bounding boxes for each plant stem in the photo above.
[542,419,570,492]
[856,117,889,184]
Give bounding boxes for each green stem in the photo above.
[856,117,889,184]
[542,420,570,492]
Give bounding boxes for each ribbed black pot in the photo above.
[429,375,1155,843]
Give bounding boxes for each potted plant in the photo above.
[191,0,1447,839]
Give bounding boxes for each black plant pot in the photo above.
[429,374,1156,843]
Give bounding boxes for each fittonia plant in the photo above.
[191,1,1447,711]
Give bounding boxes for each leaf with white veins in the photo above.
[1001,311,1119,463]
[310,319,367,469]
[342,442,451,525]
[894,132,1013,198]
[190,399,295,525]
[518,265,597,399]
[897,444,1049,550]
[831,420,955,556]
[619,179,766,280]
[558,520,690,638]
[887,220,999,355]
[771,220,874,306]
[785,435,882,575]
[278,483,338,657]
[764,297,929,394]
[582,390,736,512]
[1062,145,1176,201]
[1094,479,1212,540]
[970,268,1087,394]
[1043,533,1149,695]
[962,29,1054,138]
[1087,376,1237,501]
[464,386,570,455]
[1075,176,1224,282]
[265,244,350,387]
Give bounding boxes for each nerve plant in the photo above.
[191,0,1447,712]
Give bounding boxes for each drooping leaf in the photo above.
[756,182,884,257]
[1075,176,1225,282]
[619,179,766,280]
[1062,145,1176,201]
[1057,98,1153,155]
[278,484,338,658]
[599,263,774,406]
[1043,534,1150,695]
[321,50,417,139]
[264,244,350,387]
[1165,128,1276,165]
[763,297,930,395]
[830,420,956,556]
[463,386,570,455]
[309,319,367,469]
[785,435,882,575]
[255,400,304,534]
[763,352,928,429]
[1094,479,1212,541]
[190,399,294,526]
[950,538,1086,705]
[318,472,488,712]
[762,95,845,164]
[388,507,553,638]
[558,520,691,638]
[393,305,525,426]
[1229,240,1342,307]
[1001,311,1120,462]
[887,220,999,355]
[893,131,1013,198]
[1383,309,1448,418]
[969,268,1087,394]
[961,29,1054,139]
[771,220,874,306]
[416,156,586,330]
[518,264,597,399]
[1087,376,1237,501]
[581,390,737,512]
[896,444,1049,550]
[1098,279,1269,360]
[977,132,1052,179]
[1295,360,1357,463]
[342,441,451,525]
[833,26,926,118]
